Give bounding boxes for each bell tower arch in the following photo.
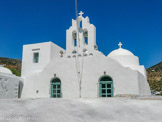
[66,11,97,54]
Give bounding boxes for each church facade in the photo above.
[21,12,151,98]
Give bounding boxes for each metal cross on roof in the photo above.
[79,11,84,17]
[118,42,123,48]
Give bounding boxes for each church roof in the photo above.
[108,42,134,57]
[0,65,12,74]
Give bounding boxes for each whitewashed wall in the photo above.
[0,73,23,99]
[21,42,64,77]
[21,51,151,98]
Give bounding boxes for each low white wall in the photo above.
[0,73,23,99]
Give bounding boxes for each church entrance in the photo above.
[99,76,113,97]
[50,78,62,98]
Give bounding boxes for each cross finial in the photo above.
[79,11,84,17]
[118,42,123,48]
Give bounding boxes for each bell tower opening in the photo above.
[80,20,82,28]
[83,30,88,45]
[66,11,96,53]
[72,31,77,46]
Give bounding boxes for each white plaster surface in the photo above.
[22,52,150,98]
[0,72,23,99]
[108,48,134,57]
[0,98,162,122]
[107,47,147,78]
[21,42,64,77]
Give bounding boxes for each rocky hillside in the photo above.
[147,62,162,92]
[0,57,21,76]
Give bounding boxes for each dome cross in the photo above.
[79,11,84,17]
[118,42,123,48]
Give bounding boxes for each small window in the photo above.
[67,56,71,58]
[78,54,82,57]
[83,54,87,56]
[73,55,76,58]
[89,53,93,56]
[72,50,77,54]
[33,52,39,63]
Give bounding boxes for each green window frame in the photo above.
[33,52,39,63]
[51,78,62,98]
[99,76,113,97]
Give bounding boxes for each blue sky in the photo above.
[0,0,161,68]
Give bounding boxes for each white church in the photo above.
[20,11,151,98]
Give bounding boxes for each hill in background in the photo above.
[0,57,21,76]
[147,62,162,93]
[0,57,161,93]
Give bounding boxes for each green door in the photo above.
[51,78,62,98]
[99,76,113,97]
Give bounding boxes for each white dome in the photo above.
[107,42,139,68]
[108,48,134,57]
[0,66,12,74]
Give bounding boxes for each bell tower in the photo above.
[66,11,96,54]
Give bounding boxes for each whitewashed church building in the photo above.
[21,12,151,98]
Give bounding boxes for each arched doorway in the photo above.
[99,76,113,97]
[51,78,62,98]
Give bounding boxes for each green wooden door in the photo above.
[51,78,62,98]
[99,76,113,97]
[99,81,113,97]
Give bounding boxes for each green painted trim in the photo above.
[50,77,62,98]
[99,75,113,97]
